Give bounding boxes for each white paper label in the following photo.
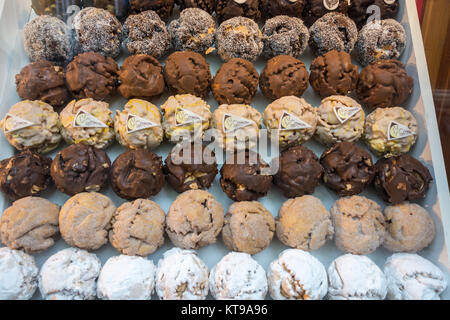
[3,114,35,133]
[175,107,205,126]
[279,111,311,130]
[223,113,254,133]
[73,109,108,128]
[323,0,340,10]
[387,121,414,141]
[126,114,159,133]
[333,106,361,124]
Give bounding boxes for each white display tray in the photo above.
[0,0,449,300]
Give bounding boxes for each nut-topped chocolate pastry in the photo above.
[216,0,261,23]
[348,0,400,29]
[176,0,216,14]
[129,0,175,21]
[31,0,83,21]
[83,0,130,20]
[261,0,306,19]
[302,0,349,27]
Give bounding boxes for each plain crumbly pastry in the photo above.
[216,0,261,23]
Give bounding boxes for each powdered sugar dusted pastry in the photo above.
[328,254,387,300]
[97,255,156,300]
[268,249,327,300]
[39,248,101,300]
[384,253,447,300]
[0,248,38,300]
[209,252,268,300]
[156,248,209,300]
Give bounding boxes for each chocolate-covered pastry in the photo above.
[216,0,261,23]
[302,0,349,27]
[164,144,218,193]
[260,55,309,100]
[176,0,216,14]
[31,0,82,21]
[83,0,130,20]
[118,54,165,99]
[212,58,259,105]
[321,142,374,196]
[262,0,306,18]
[349,0,399,29]
[356,59,413,110]
[129,0,174,21]
[110,149,165,200]
[164,51,212,98]
[310,50,359,98]
[274,145,323,198]
[66,52,119,101]
[15,60,70,109]
[0,150,51,201]
[220,151,273,201]
[51,144,111,196]
[374,154,432,204]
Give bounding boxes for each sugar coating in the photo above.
[209,252,268,300]
[268,249,327,300]
[384,253,447,300]
[97,255,156,300]
[0,248,38,300]
[328,254,387,300]
[156,248,209,300]
[39,248,101,300]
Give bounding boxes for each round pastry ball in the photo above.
[0,197,59,253]
[263,96,318,148]
[72,7,123,58]
[118,55,165,100]
[263,0,306,19]
[129,0,175,21]
[331,196,385,255]
[216,0,261,23]
[59,98,115,150]
[373,154,432,205]
[0,247,38,300]
[357,59,414,110]
[310,50,359,98]
[220,151,273,201]
[97,255,156,300]
[212,104,261,152]
[164,51,212,98]
[164,144,218,193]
[110,149,165,200]
[156,248,210,300]
[161,94,212,143]
[66,52,119,101]
[321,142,375,196]
[83,0,130,20]
[209,252,268,300]
[51,144,111,196]
[16,60,70,109]
[356,19,406,66]
[114,99,164,150]
[274,145,323,198]
[383,202,435,253]
[169,8,216,54]
[23,15,73,65]
[348,0,399,29]
[166,190,224,249]
[302,0,349,27]
[0,150,51,201]
[123,10,171,58]
[176,0,216,14]
[308,12,358,56]
[39,248,101,300]
[0,100,62,154]
[260,55,309,100]
[315,95,365,146]
[328,254,387,300]
[262,15,309,59]
[31,0,83,21]
[216,16,264,62]
[110,199,165,256]
[268,249,328,300]
[222,201,275,255]
[212,58,259,105]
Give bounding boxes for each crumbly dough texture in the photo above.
[60,98,115,150]
[166,190,224,250]
[209,252,268,300]
[384,253,447,300]
[156,248,209,300]
[268,249,327,300]
[331,196,385,255]
[0,197,59,253]
[328,254,387,300]
[1,100,62,154]
[39,248,101,300]
[315,95,365,146]
[276,195,333,251]
[364,107,418,157]
[110,199,165,256]
[0,248,38,300]
[222,201,275,255]
[383,202,435,253]
[114,99,163,150]
[97,255,156,300]
[59,192,116,250]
